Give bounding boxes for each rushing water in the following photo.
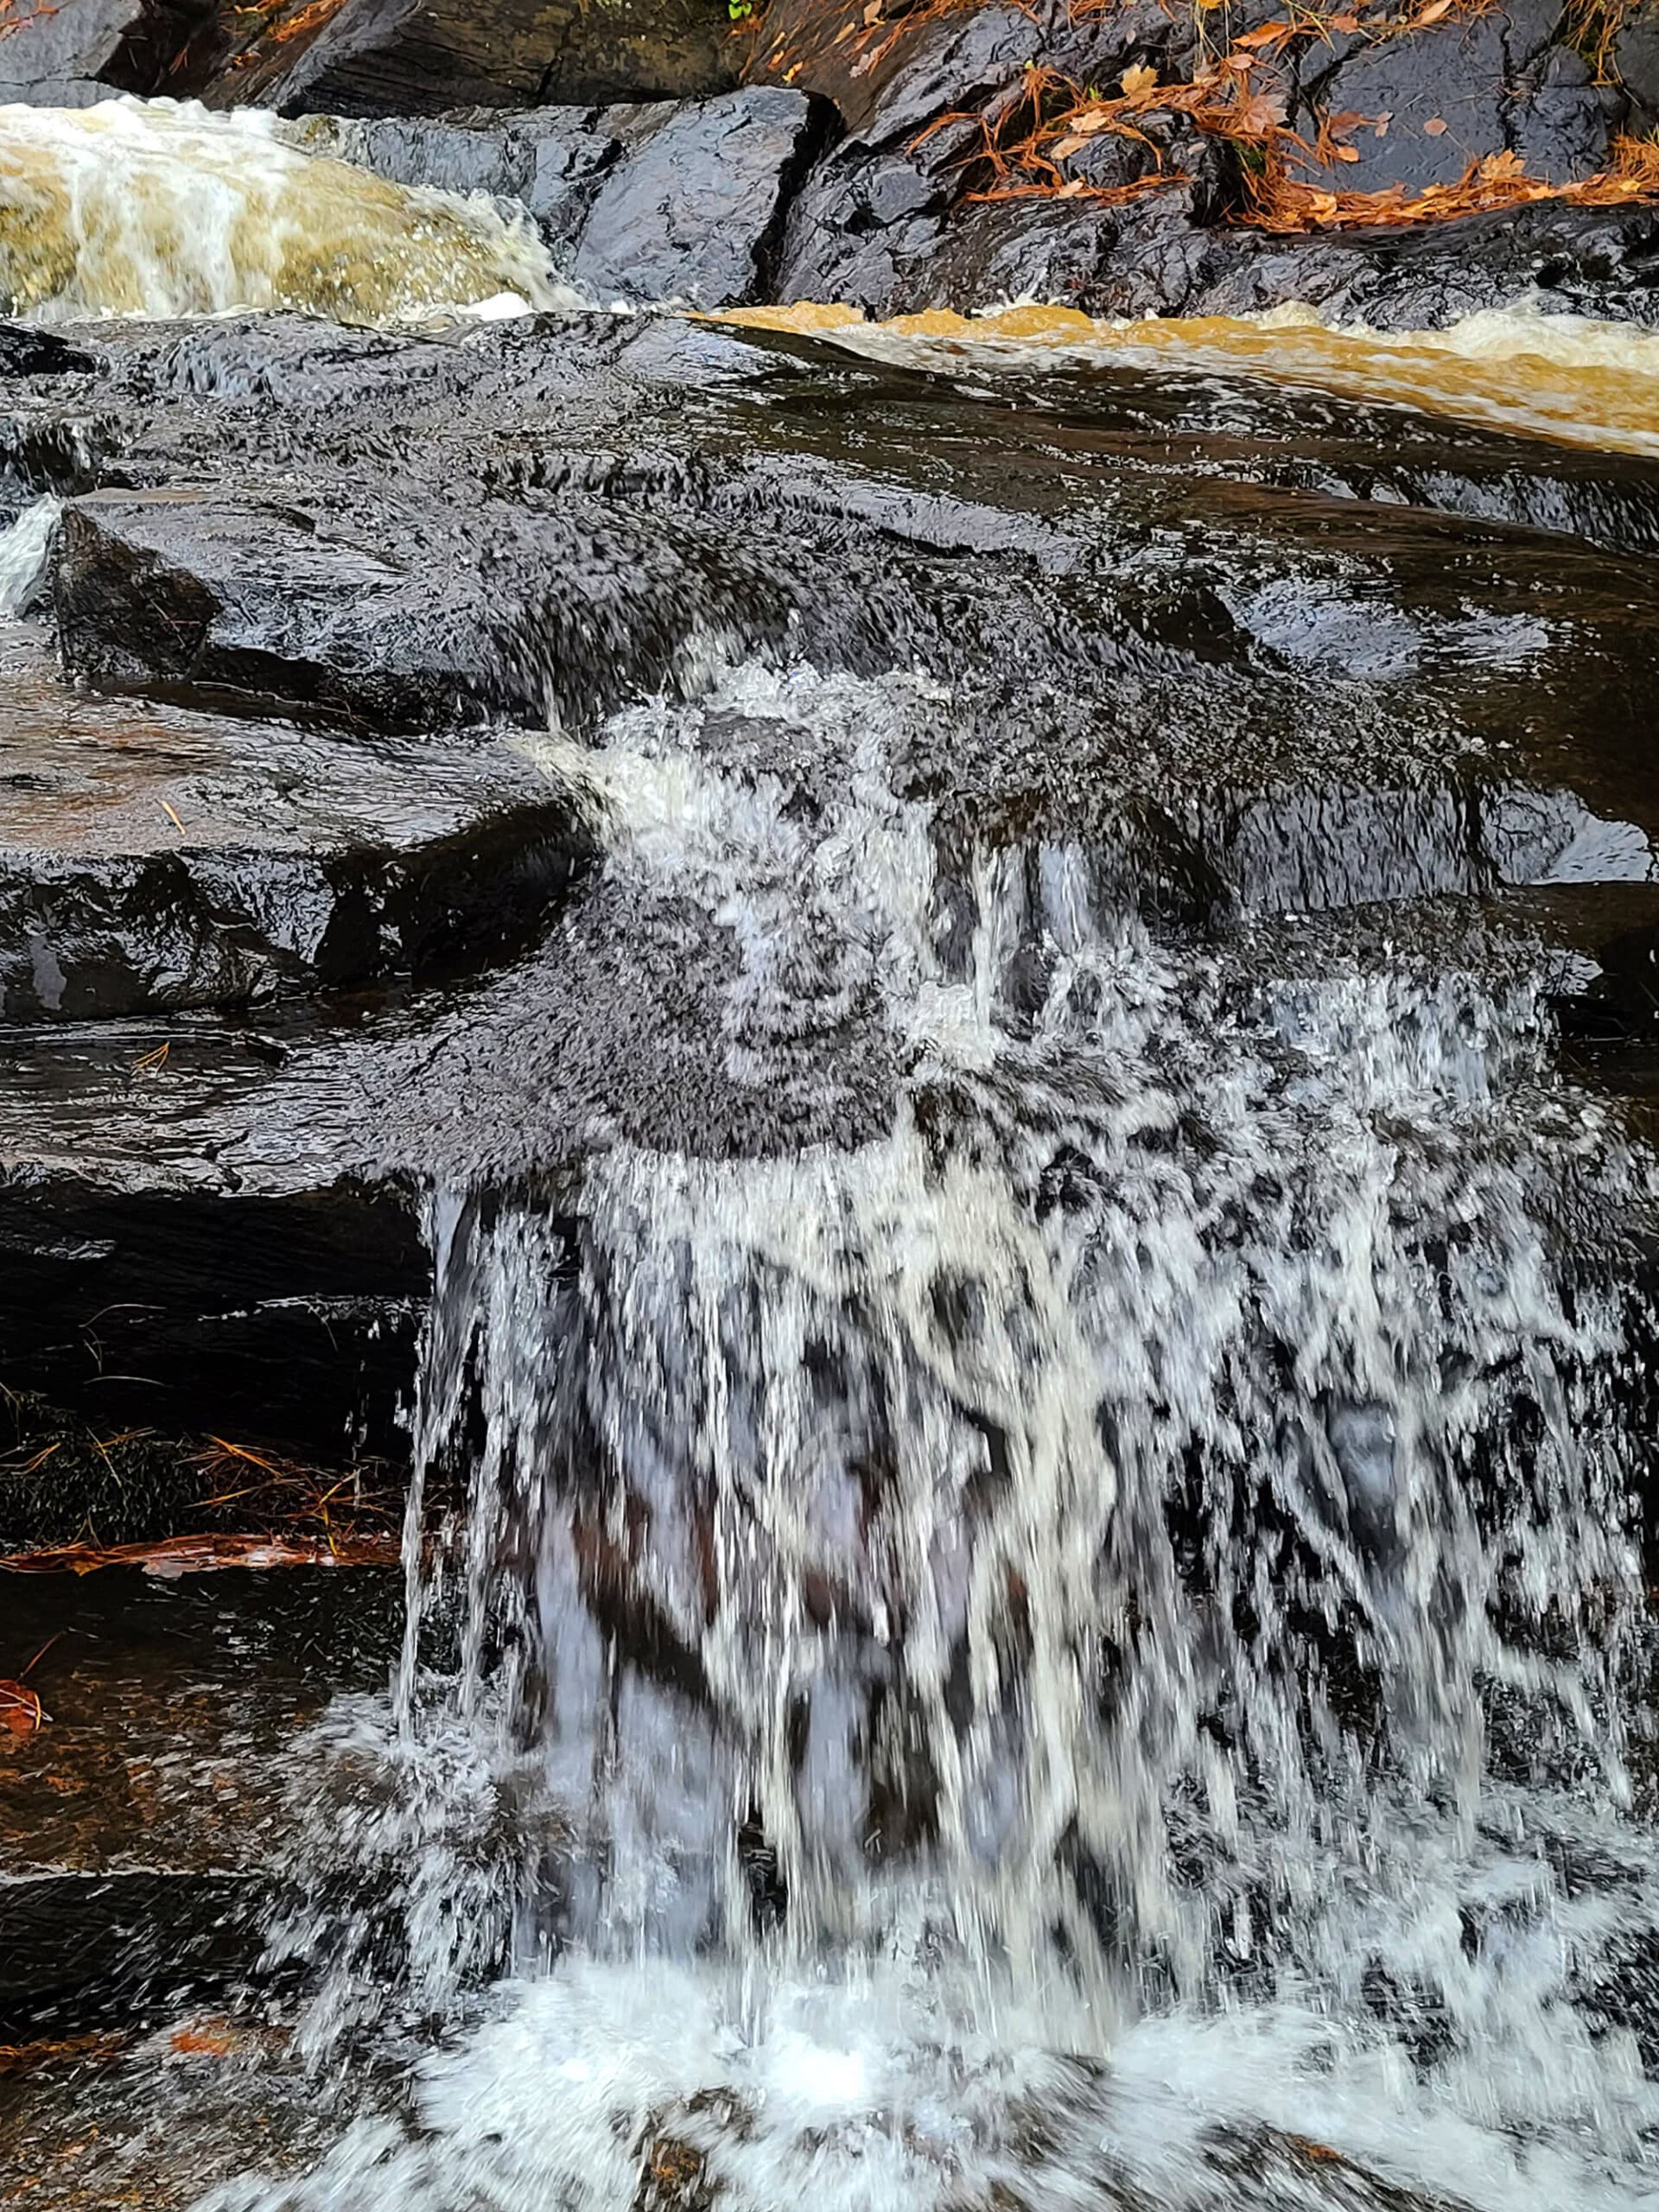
[1,90,1657,2212]
[202,667,1659,2212]
[0,98,564,322]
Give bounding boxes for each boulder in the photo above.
[190,0,740,118]
[569,87,827,304]
[1617,0,1659,128]
[282,103,629,242]
[290,87,827,301]
[1296,4,1628,194]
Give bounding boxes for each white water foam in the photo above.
[0,494,60,616]
[0,97,571,326]
[219,665,1659,2212]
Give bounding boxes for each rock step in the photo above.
[0,626,593,1021]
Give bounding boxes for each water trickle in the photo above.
[232,667,1659,2211]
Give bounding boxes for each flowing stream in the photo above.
[3,92,1659,2212]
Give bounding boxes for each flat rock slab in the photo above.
[0,626,592,1020]
[0,1568,399,1880]
[51,476,812,736]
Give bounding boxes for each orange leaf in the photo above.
[0,1681,43,1733]
[1422,115,1447,135]
[1235,18,1290,41]
[1335,143,1360,160]
[1417,0,1452,18]
[1121,60,1158,94]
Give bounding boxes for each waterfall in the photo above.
[224,666,1659,2212]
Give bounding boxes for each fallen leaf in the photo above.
[1328,10,1361,26]
[0,1681,44,1733]
[169,2021,239,2059]
[1052,133,1088,159]
[861,0,880,20]
[1422,115,1448,135]
[1417,0,1452,18]
[1121,60,1158,95]
[1374,109,1393,135]
[1335,143,1360,160]
[1235,19,1291,42]
[1287,2135,1344,2164]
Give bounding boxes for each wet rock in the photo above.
[569,88,827,306]
[0,1155,425,1459]
[1300,14,1513,194]
[50,480,804,734]
[0,0,205,106]
[194,0,740,118]
[0,631,592,1020]
[1618,0,1659,129]
[1295,7,1629,194]
[0,1572,400,2035]
[283,103,629,243]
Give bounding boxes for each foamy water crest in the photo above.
[220,668,1659,2212]
[0,97,567,325]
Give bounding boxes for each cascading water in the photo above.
[0,98,566,323]
[217,666,1659,2212]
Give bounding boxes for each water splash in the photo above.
[0,495,59,616]
[0,98,568,326]
[233,666,1659,2211]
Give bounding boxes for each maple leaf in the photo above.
[1478,148,1527,181]
[1121,60,1159,95]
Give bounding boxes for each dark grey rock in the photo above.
[1298,7,1626,194]
[282,103,627,245]
[569,88,827,306]
[1510,75,1624,182]
[0,627,592,1021]
[207,0,740,118]
[1302,14,1510,193]
[1616,0,1659,126]
[0,0,189,101]
[50,478,809,734]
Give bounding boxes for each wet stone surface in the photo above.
[0,272,1654,2209]
[0,626,593,1020]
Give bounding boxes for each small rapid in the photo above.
[0,98,565,324]
[216,667,1659,2212]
